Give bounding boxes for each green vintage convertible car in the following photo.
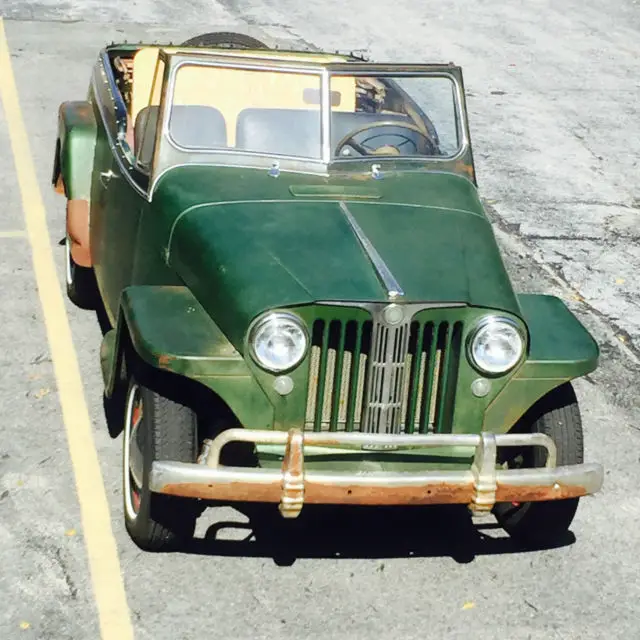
[52,31,603,551]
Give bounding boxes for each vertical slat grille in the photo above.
[304,313,463,434]
[305,319,371,432]
[404,320,464,434]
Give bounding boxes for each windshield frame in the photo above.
[148,50,471,196]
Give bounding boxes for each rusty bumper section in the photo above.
[148,429,604,518]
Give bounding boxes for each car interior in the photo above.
[110,46,440,164]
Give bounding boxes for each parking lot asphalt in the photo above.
[0,1,639,639]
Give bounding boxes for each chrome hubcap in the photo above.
[123,384,143,521]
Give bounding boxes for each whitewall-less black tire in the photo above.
[65,235,97,310]
[493,382,585,546]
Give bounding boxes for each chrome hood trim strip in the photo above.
[339,201,405,299]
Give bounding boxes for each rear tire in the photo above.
[180,31,270,49]
[122,363,200,551]
[493,382,584,546]
[65,235,97,310]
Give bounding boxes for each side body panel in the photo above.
[88,50,170,323]
[88,128,146,323]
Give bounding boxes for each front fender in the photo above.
[483,294,599,432]
[101,285,274,429]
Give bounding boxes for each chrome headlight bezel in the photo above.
[466,315,526,376]
[248,311,309,373]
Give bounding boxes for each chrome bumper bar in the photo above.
[148,429,604,518]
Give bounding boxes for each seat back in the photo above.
[134,105,159,167]
[134,104,228,165]
[169,105,228,149]
[235,108,321,158]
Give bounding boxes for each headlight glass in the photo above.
[250,312,308,372]
[469,317,524,374]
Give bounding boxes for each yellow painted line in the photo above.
[0,229,26,238]
[0,19,134,640]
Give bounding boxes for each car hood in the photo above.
[167,199,521,349]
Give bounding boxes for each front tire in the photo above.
[493,382,584,546]
[123,370,200,551]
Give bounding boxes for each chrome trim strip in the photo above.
[320,68,331,163]
[339,201,404,298]
[100,50,128,141]
[91,58,149,200]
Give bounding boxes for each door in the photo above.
[88,57,148,325]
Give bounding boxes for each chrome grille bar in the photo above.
[362,318,411,434]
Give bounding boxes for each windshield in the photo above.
[330,74,461,158]
[166,62,462,162]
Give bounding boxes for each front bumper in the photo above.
[148,429,604,518]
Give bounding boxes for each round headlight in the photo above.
[468,317,524,375]
[249,312,308,372]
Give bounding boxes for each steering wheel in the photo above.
[334,120,438,157]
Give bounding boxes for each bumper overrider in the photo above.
[148,429,604,518]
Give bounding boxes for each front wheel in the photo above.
[123,371,200,551]
[493,382,584,546]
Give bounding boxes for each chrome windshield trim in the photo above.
[92,56,148,200]
[338,201,405,299]
[320,68,331,163]
[100,50,128,142]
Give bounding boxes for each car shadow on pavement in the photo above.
[182,503,576,565]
